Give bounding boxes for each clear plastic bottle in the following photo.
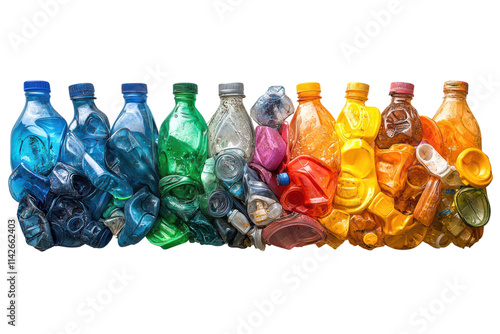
[11,81,67,176]
[208,83,255,162]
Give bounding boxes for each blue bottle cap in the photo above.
[69,83,95,98]
[277,173,290,186]
[122,83,147,94]
[24,81,50,92]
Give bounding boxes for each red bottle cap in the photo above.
[389,82,415,96]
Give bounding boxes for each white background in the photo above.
[1,0,499,333]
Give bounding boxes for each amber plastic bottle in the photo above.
[376,82,423,149]
[433,81,482,165]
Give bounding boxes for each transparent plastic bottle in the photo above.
[11,81,67,176]
[105,83,159,194]
[208,83,255,162]
[289,82,341,171]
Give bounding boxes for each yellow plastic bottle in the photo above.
[368,192,426,249]
[335,82,381,146]
[334,139,379,214]
[317,209,350,249]
[289,82,341,172]
[333,83,380,215]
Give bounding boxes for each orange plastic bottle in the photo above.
[433,81,482,165]
[395,164,430,214]
[375,144,416,198]
[289,82,341,172]
[420,116,444,156]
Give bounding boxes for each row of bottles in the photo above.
[9,79,492,251]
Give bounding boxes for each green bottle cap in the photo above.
[173,82,198,94]
[454,187,491,227]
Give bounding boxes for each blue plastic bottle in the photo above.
[105,83,159,194]
[67,83,110,164]
[60,84,133,201]
[11,81,67,176]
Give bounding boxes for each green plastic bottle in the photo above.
[158,83,208,182]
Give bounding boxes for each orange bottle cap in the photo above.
[455,148,493,188]
[297,82,321,93]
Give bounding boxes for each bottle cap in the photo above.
[173,82,198,94]
[219,83,244,96]
[69,83,95,98]
[444,81,468,93]
[24,80,50,92]
[389,82,414,96]
[297,82,321,93]
[363,232,378,246]
[455,148,493,188]
[455,187,490,227]
[276,173,290,186]
[122,83,147,94]
[346,82,369,92]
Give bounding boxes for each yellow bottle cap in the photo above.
[297,82,321,93]
[456,148,493,188]
[363,232,378,246]
[346,82,369,92]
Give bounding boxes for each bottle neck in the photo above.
[345,91,367,104]
[71,96,97,109]
[390,92,413,103]
[25,91,51,102]
[443,90,467,99]
[123,93,147,103]
[220,94,244,100]
[297,91,321,102]
[174,93,196,107]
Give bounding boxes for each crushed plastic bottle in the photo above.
[368,192,426,249]
[252,126,287,171]
[262,213,326,250]
[413,176,441,227]
[454,187,490,227]
[105,83,159,194]
[376,82,423,149]
[289,82,341,171]
[11,81,67,176]
[416,143,463,187]
[17,195,54,251]
[375,144,416,197]
[420,116,444,155]
[187,211,224,246]
[335,82,381,145]
[208,83,255,162]
[278,155,337,218]
[433,81,482,165]
[214,148,247,200]
[9,162,50,203]
[348,210,384,250]
[394,165,430,215]
[118,187,160,247]
[455,148,493,188]
[242,165,282,226]
[158,83,208,182]
[334,138,379,214]
[147,213,191,249]
[250,86,294,129]
[317,209,350,249]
